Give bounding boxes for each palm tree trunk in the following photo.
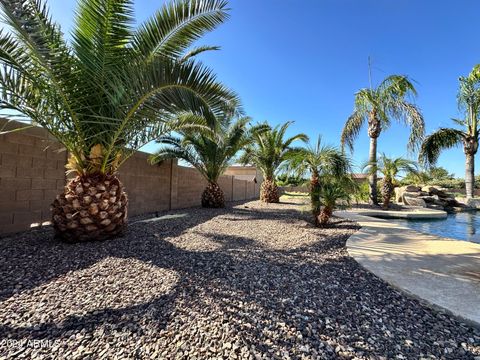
[310,172,320,226]
[202,181,225,208]
[465,152,475,199]
[368,136,378,205]
[51,174,128,242]
[318,205,333,227]
[260,177,279,203]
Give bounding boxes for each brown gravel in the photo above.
[0,199,479,359]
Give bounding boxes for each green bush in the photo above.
[276,174,307,187]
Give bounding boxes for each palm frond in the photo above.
[0,0,233,176]
[341,110,365,152]
[132,0,228,62]
[419,128,465,166]
[179,45,220,63]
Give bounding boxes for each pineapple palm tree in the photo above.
[420,69,480,199]
[150,112,264,208]
[363,154,418,209]
[341,75,424,205]
[239,121,308,203]
[285,136,351,226]
[0,0,237,242]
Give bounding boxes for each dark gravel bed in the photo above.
[0,199,479,359]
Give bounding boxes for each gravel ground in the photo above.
[0,199,479,359]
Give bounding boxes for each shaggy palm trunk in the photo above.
[318,205,333,227]
[368,137,378,205]
[465,152,475,199]
[367,112,381,205]
[381,177,394,209]
[51,174,128,242]
[310,172,321,226]
[260,177,279,203]
[202,181,225,208]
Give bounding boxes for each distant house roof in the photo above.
[232,174,257,183]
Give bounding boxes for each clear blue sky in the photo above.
[49,0,480,177]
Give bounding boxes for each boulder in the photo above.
[394,187,404,203]
[403,196,426,207]
[402,191,422,198]
[437,191,454,199]
[404,185,421,192]
[426,204,444,211]
[418,196,435,203]
[466,198,480,209]
[421,185,443,195]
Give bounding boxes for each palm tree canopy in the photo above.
[419,128,466,166]
[238,121,309,179]
[284,135,352,178]
[341,75,425,152]
[150,112,264,183]
[363,153,418,181]
[0,0,237,175]
[419,66,480,168]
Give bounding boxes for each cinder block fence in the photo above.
[0,120,261,235]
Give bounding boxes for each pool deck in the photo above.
[349,207,448,219]
[336,210,480,328]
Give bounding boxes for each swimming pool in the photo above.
[391,211,480,244]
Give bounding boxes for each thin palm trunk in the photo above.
[381,178,394,209]
[318,205,333,227]
[465,152,475,199]
[368,136,378,205]
[310,172,320,226]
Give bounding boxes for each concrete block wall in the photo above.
[118,153,173,216]
[0,120,260,235]
[174,166,208,209]
[0,122,66,234]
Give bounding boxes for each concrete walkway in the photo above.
[336,210,480,327]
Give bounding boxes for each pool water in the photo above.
[392,212,480,244]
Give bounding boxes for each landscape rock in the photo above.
[404,185,421,192]
[403,196,426,207]
[394,187,405,203]
[422,186,443,195]
[395,185,465,212]
[0,199,478,359]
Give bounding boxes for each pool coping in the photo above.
[348,207,448,219]
[336,210,480,329]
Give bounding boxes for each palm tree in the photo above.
[150,113,263,208]
[341,75,425,205]
[285,136,351,226]
[239,122,308,203]
[0,0,236,242]
[363,154,418,209]
[420,70,480,199]
[316,176,355,227]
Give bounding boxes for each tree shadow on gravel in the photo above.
[0,201,479,359]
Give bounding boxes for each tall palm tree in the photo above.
[285,136,351,226]
[0,0,237,242]
[364,154,418,209]
[420,70,480,199]
[341,75,425,205]
[239,121,308,203]
[150,113,264,208]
